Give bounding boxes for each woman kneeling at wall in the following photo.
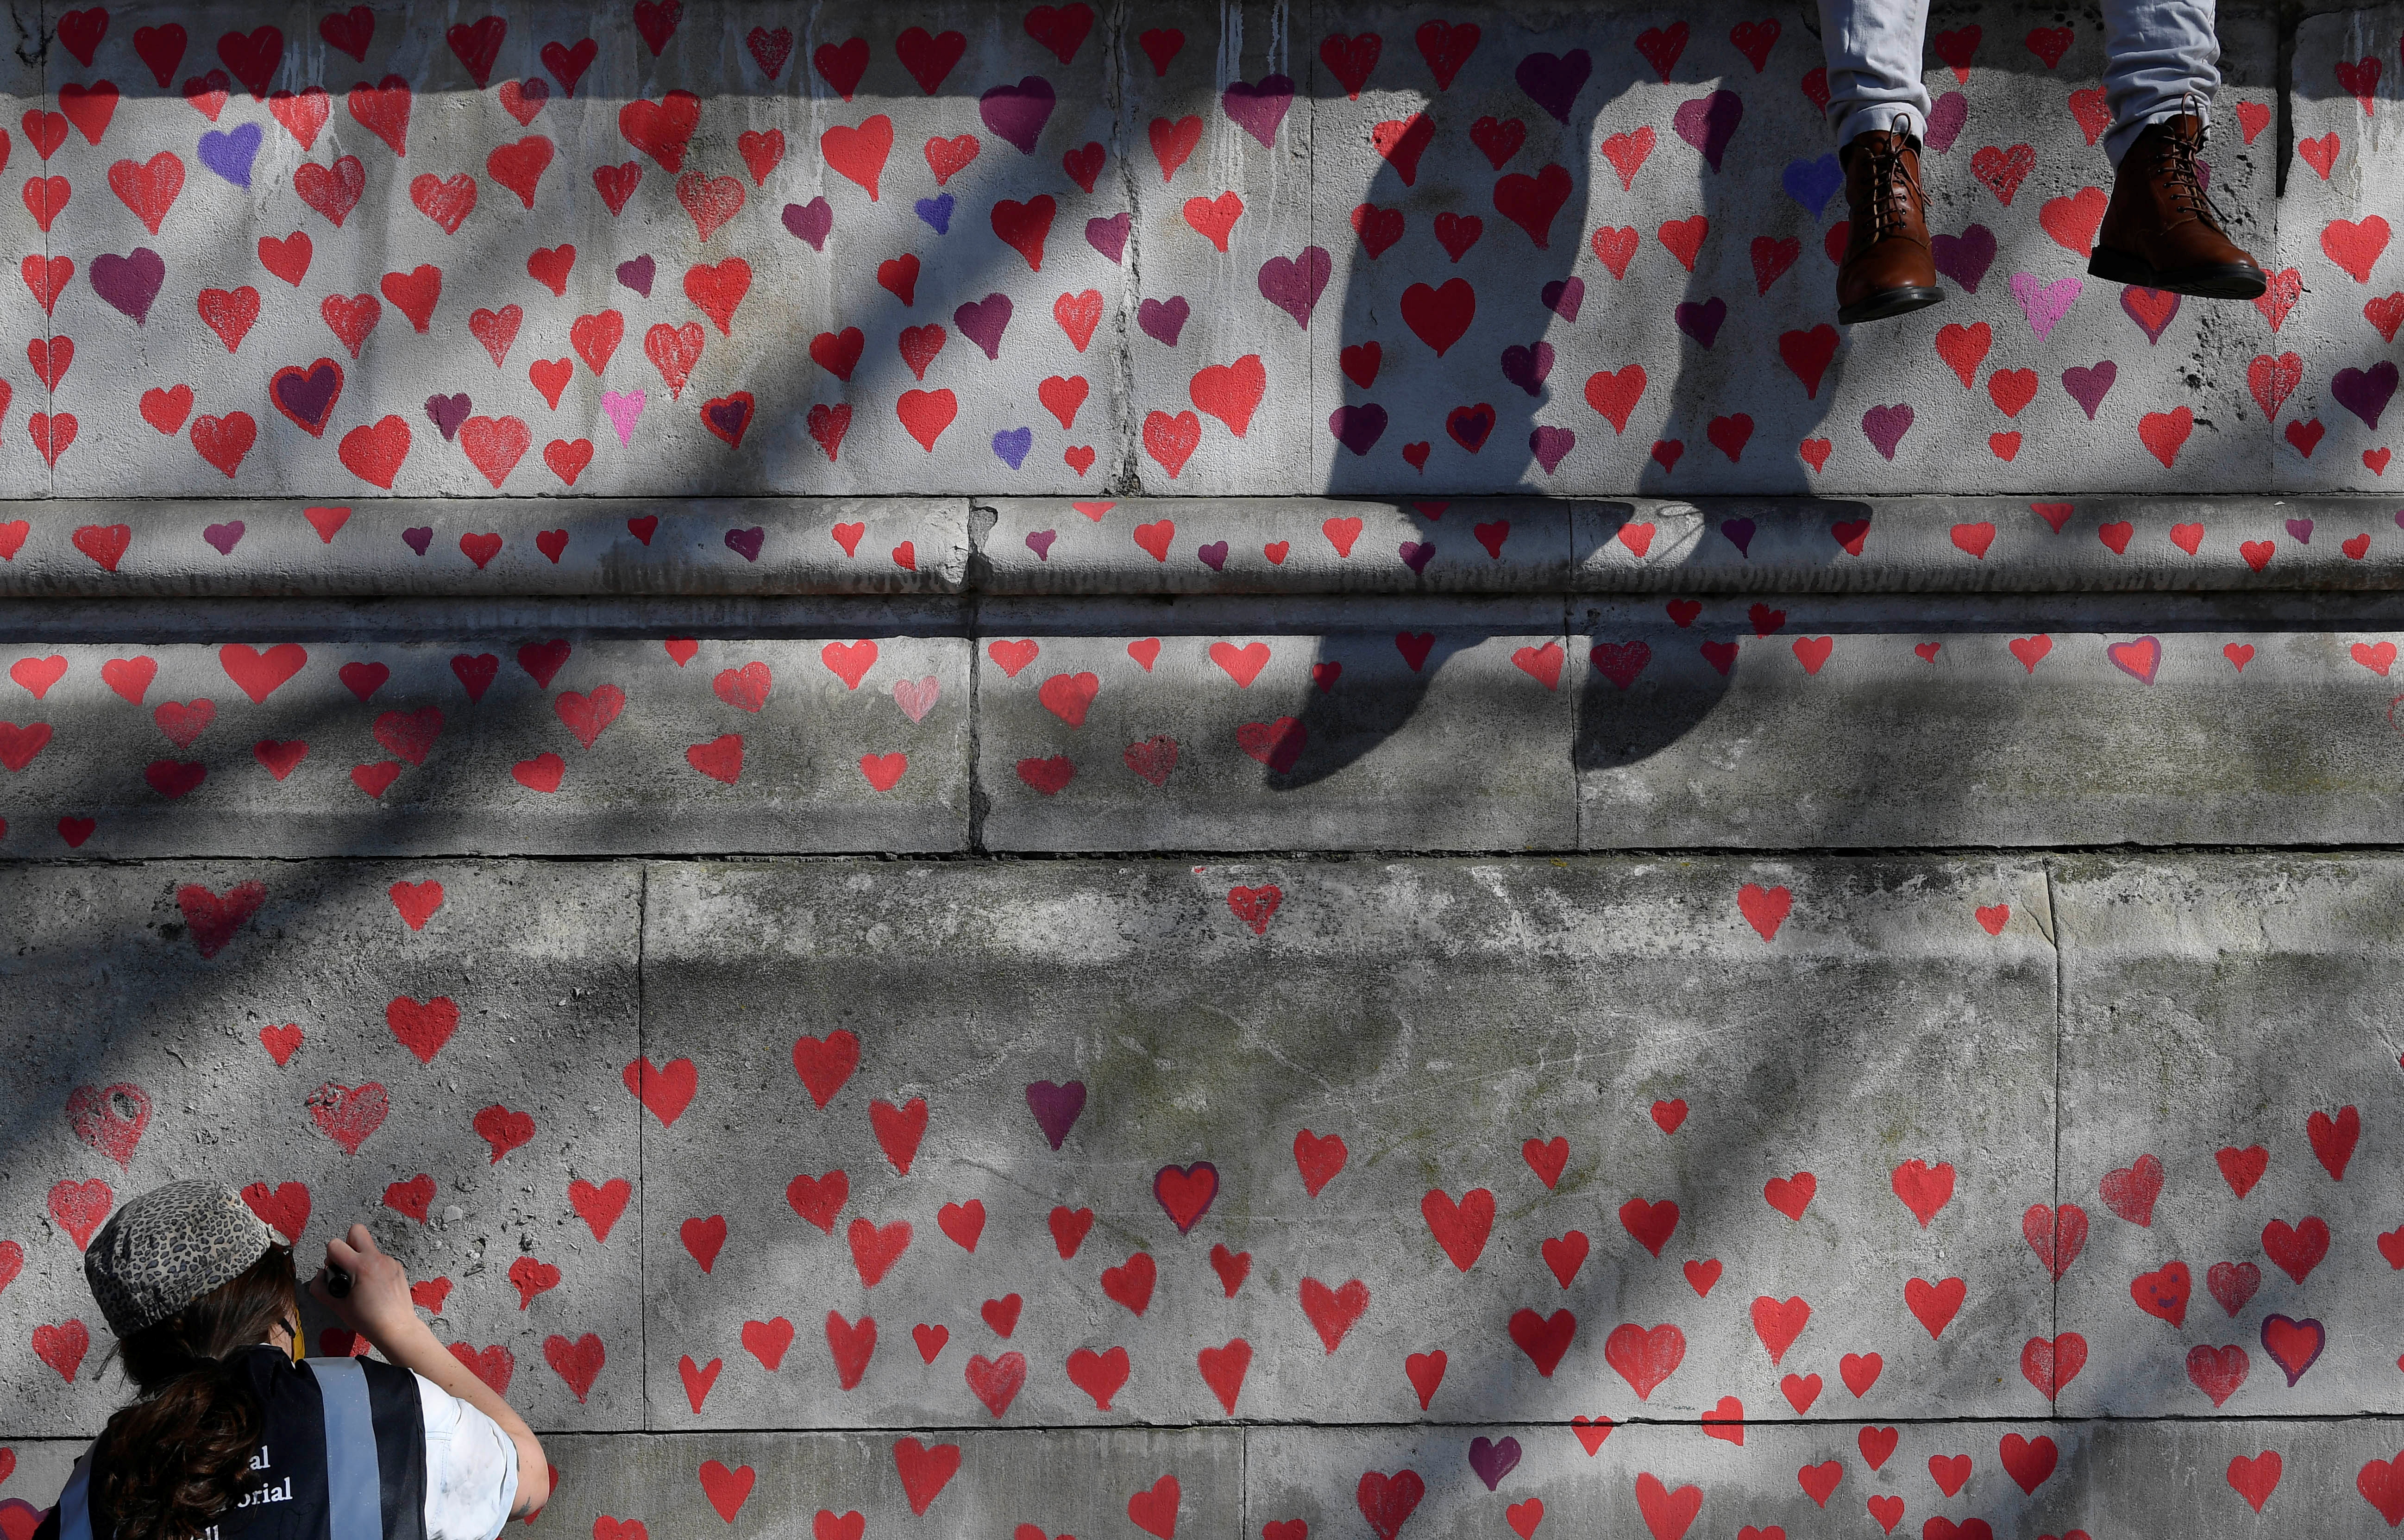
[35,1182,548,1540]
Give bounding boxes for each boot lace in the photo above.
[1861,116,1922,242]
[2150,103,2225,231]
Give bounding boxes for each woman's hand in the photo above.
[310,1223,552,1519]
[308,1223,425,1352]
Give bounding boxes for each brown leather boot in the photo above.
[2088,113,2266,299]
[1836,123,1943,325]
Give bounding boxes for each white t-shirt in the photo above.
[412,1373,519,1540]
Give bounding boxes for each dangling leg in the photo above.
[1819,0,1944,323]
[2087,0,2266,298]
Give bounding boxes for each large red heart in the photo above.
[1603,1322,1685,1399]
[1356,1471,1424,1540]
[67,1082,151,1166]
[1299,1276,1368,1351]
[308,1081,389,1154]
[820,113,891,197]
[1508,1308,1575,1375]
[891,1440,960,1515]
[1154,1162,1218,1233]
[619,90,700,172]
[1399,277,1475,355]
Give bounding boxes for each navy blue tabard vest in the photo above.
[38,1350,427,1540]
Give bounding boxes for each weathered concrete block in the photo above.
[0,596,977,647]
[19,1421,2404,1535]
[1122,1,1331,496]
[0,0,2335,500]
[0,637,968,856]
[638,856,2054,1427]
[975,498,1577,594]
[0,500,970,596]
[38,0,1125,497]
[1578,609,2404,847]
[2079,1416,2404,1534]
[0,1442,77,1523]
[1569,496,2404,593]
[971,607,1577,850]
[515,1432,1241,1540]
[0,38,48,502]
[1293,0,2277,495]
[2054,856,2404,1416]
[2280,11,2404,493]
[1246,1422,2088,1540]
[0,861,643,1437]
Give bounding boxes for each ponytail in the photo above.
[91,1245,297,1540]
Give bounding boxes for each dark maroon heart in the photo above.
[709,397,753,437]
[979,75,1057,153]
[91,247,166,323]
[268,360,343,432]
[425,394,471,439]
[1931,223,1998,294]
[953,293,1013,360]
[1085,212,1130,263]
[1500,342,1554,396]
[779,200,831,251]
[1024,1080,1086,1149]
[1330,403,1388,456]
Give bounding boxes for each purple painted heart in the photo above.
[1024,1080,1087,1149]
[703,391,756,449]
[269,358,345,437]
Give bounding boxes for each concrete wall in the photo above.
[10,2,2404,1536]
[11,855,2404,1533]
[0,0,2380,497]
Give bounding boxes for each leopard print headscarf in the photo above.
[84,1182,276,1338]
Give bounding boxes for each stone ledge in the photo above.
[989,496,2404,595]
[6,617,2404,856]
[0,501,971,597]
[7,497,2404,600]
[11,1424,2404,1534]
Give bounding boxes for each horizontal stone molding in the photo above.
[6,617,2404,855]
[0,640,970,857]
[8,497,2404,599]
[0,499,971,596]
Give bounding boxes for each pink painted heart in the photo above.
[601,389,646,446]
[2010,272,2081,339]
[1257,246,1331,329]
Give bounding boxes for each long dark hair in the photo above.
[92,1244,298,1540]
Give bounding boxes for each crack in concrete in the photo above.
[1105,0,1142,498]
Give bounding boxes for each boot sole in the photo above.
[2088,246,2268,300]
[1836,287,1944,326]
